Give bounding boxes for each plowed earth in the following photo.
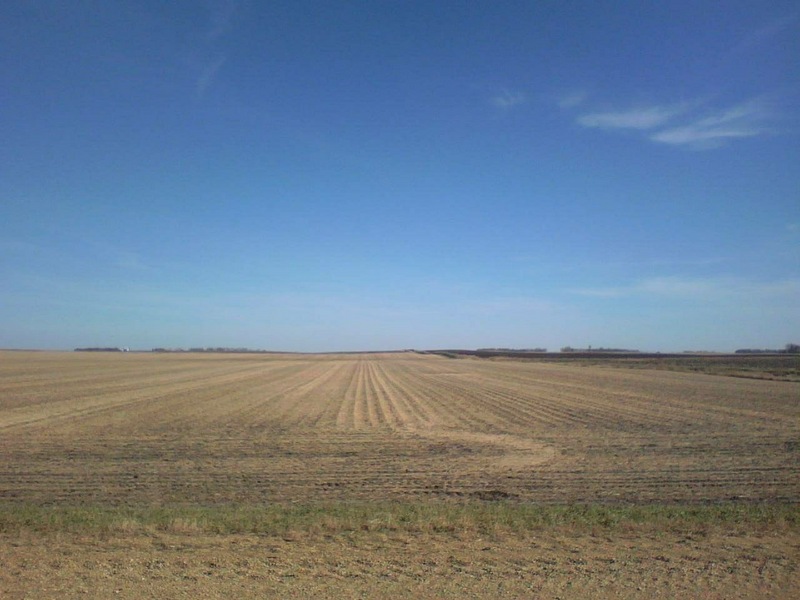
[1,351,798,505]
[2,351,799,598]
[2,529,798,600]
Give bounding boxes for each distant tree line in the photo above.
[151,347,280,353]
[477,347,547,353]
[735,343,800,354]
[560,346,640,353]
[74,347,127,352]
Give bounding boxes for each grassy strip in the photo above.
[1,502,797,536]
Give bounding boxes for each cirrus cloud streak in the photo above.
[578,104,686,130]
[572,276,800,301]
[574,97,778,149]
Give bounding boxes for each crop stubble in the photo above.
[0,351,798,506]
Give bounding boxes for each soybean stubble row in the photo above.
[1,351,797,506]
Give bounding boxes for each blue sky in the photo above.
[2,1,799,352]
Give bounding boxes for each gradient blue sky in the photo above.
[2,1,799,351]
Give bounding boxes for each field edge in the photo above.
[2,501,798,537]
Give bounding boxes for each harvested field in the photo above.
[3,526,799,599]
[428,350,800,381]
[1,350,799,597]
[1,350,798,505]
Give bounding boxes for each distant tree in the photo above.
[74,347,121,352]
[785,343,800,354]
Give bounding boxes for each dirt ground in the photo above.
[1,351,798,597]
[1,351,798,505]
[2,527,799,599]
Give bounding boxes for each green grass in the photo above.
[1,502,797,537]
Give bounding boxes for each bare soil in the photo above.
[1,351,797,505]
[2,528,799,599]
[1,351,798,597]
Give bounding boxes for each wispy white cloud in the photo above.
[0,238,41,255]
[577,104,686,130]
[491,89,527,110]
[735,12,799,53]
[557,90,587,109]
[196,55,227,96]
[113,251,151,272]
[189,1,239,96]
[204,0,239,40]
[573,276,800,301]
[464,296,562,316]
[650,100,773,149]
[571,96,779,149]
